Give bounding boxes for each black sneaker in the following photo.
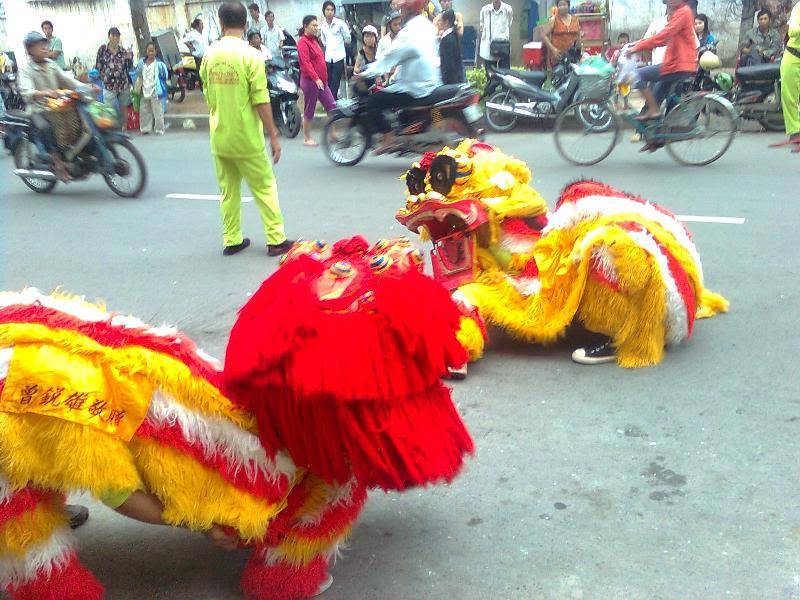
[223,238,251,256]
[571,340,616,365]
[66,504,89,529]
[267,239,296,257]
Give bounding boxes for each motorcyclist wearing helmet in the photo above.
[356,0,442,154]
[354,24,380,82]
[18,30,82,179]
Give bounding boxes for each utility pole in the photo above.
[737,0,757,47]
[128,0,152,58]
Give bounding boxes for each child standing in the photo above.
[134,42,168,135]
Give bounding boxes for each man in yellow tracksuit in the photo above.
[780,0,800,149]
[201,1,295,256]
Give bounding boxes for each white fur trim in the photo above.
[451,290,474,310]
[0,526,76,588]
[0,347,12,380]
[0,474,12,504]
[544,195,704,284]
[589,246,619,286]
[498,231,538,255]
[508,275,541,297]
[147,390,296,483]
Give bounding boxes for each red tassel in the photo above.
[225,240,473,491]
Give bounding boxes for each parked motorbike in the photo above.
[689,50,783,132]
[167,63,187,103]
[266,57,301,139]
[1,86,147,197]
[322,80,484,166]
[281,44,301,88]
[1,71,25,112]
[179,52,201,90]
[484,44,610,132]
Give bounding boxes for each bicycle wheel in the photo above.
[554,101,620,166]
[664,96,735,166]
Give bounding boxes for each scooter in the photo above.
[484,44,610,132]
[1,86,147,197]
[266,57,301,139]
[322,79,484,167]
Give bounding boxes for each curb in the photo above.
[164,111,328,131]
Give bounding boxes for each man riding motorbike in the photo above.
[355,0,442,154]
[17,30,82,181]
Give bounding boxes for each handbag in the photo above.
[133,69,143,95]
[488,11,510,58]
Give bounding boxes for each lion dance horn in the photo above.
[224,236,474,491]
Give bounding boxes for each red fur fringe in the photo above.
[0,487,52,524]
[662,245,697,337]
[241,553,328,600]
[6,553,104,600]
[225,252,473,491]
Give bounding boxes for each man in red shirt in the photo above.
[627,0,698,119]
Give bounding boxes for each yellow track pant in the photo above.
[212,153,287,247]
[781,53,800,137]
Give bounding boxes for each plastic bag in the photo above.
[573,55,615,77]
[615,44,639,85]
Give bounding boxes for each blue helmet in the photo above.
[23,31,48,48]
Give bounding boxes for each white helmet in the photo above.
[699,51,722,71]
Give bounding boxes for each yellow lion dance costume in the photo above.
[397,140,728,368]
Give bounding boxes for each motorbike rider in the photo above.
[18,30,82,181]
[355,0,442,154]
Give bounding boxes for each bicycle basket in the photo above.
[43,101,82,149]
[577,73,612,101]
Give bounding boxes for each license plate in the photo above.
[463,103,483,123]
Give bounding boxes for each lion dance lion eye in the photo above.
[428,155,457,196]
[369,255,393,273]
[330,261,354,277]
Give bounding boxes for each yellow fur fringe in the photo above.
[456,316,485,362]
[0,497,66,556]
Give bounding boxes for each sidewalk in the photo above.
[163,89,327,130]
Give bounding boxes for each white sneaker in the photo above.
[571,341,616,365]
[446,364,468,380]
[313,574,333,597]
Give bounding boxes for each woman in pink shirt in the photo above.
[297,15,337,146]
[627,0,698,120]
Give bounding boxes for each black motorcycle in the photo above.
[688,49,783,132]
[484,44,611,132]
[266,57,301,139]
[2,86,147,197]
[322,80,484,167]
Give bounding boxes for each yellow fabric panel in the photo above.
[1,343,152,441]
[0,497,66,556]
[0,323,256,433]
[0,412,143,496]
[130,438,284,542]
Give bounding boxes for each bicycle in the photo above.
[553,72,737,167]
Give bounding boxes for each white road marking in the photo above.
[165,195,746,225]
[676,215,746,225]
[166,193,253,203]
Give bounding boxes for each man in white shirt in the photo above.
[479,0,513,68]
[319,0,350,100]
[358,0,442,153]
[263,11,285,59]
[182,18,207,80]
[247,3,268,37]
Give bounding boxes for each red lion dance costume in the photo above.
[0,237,472,600]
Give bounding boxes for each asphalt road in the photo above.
[1,125,799,600]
